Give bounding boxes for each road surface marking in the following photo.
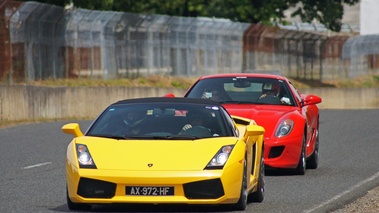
[22,162,52,169]
[304,171,379,213]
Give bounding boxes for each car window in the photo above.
[86,103,235,139]
[186,77,295,106]
[288,81,301,105]
[220,107,238,136]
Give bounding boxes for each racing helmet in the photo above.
[262,82,281,96]
[186,109,211,126]
[123,109,146,127]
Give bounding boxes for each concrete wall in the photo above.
[304,87,379,109]
[0,86,378,122]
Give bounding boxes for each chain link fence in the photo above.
[0,0,22,83]
[243,24,355,80]
[342,34,379,77]
[0,1,377,84]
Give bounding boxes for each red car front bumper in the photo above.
[264,135,303,169]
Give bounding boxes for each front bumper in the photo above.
[66,160,245,205]
[263,135,303,169]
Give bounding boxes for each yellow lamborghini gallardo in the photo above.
[62,97,265,211]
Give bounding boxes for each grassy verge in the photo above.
[2,73,378,128]
[25,74,379,89]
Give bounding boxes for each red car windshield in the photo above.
[185,77,295,106]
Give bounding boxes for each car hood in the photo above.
[224,104,298,137]
[73,137,238,171]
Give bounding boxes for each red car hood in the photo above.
[223,104,298,137]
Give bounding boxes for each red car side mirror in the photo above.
[302,95,322,106]
[163,93,176,98]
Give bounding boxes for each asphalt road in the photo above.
[1,109,379,213]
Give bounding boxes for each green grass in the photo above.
[25,74,379,89]
[3,74,378,128]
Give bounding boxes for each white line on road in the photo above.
[303,171,379,213]
[22,162,52,169]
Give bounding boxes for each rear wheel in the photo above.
[249,151,265,202]
[307,128,319,169]
[294,135,306,175]
[66,187,91,211]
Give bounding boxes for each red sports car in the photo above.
[182,73,322,175]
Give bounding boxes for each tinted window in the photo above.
[86,103,235,139]
[186,77,295,106]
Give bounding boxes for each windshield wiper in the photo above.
[89,134,127,140]
[166,135,199,140]
[129,135,199,140]
[89,134,199,140]
[124,135,199,140]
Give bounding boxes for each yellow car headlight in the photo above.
[206,145,234,169]
[76,144,97,169]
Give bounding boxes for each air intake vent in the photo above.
[183,178,224,199]
[77,177,116,198]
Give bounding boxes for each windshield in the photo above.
[86,102,235,139]
[185,77,296,106]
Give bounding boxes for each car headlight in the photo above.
[205,145,234,169]
[76,144,97,169]
[275,119,294,137]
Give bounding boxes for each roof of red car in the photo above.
[198,73,288,81]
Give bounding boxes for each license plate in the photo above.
[126,186,174,196]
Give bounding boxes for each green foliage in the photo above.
[171,80,188,88]
[290,0,360,32]
[73,0,114,10]
[19,0,359,32]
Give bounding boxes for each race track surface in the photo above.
[1,109,378,213]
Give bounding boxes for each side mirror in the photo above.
[163,93,176,97]
[302,95,322,106]
[246,125,265,136]
[62,123,84,137]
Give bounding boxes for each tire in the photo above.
[294,134,306,175]
[307,128,319,169]
[234,158,248,210]
[66,187,91,211]
[249,151,265,202]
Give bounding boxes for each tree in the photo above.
[19,0,360,32]
[288,0,360,32]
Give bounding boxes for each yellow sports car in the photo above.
[62,97,265,211]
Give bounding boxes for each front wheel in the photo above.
[66,187,91,211]
[307,128,319,169]
[249,151,265,202]
[294,135,306,175]
[234,158,248,210]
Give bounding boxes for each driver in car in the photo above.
[182,111,205,131]
[201,86,229,102]
[259,82,291,105]
[123,110,146,134]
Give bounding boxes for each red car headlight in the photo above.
[275,119,294,137]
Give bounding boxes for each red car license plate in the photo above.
[126,186,174,196]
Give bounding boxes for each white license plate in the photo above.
[126,186,174,196]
